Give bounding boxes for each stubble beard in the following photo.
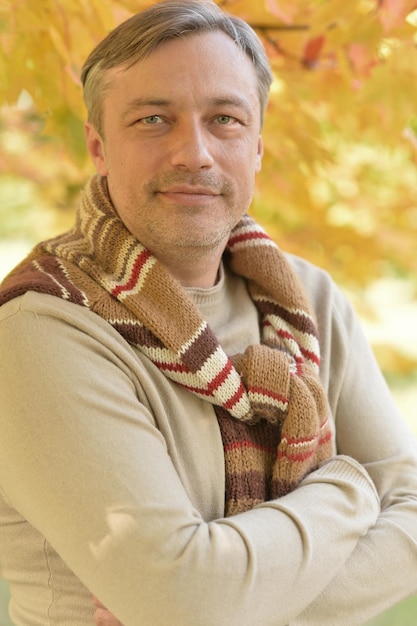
[143,171,242,253]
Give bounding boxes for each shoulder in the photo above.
[287,253,356,333]
[1,290,117,332]
[0,291,138,369]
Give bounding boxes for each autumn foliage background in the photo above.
[0,1,417,624]
[1,4,417,353]
[1,2,417,367]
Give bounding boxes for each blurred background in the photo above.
[1,1,416,624]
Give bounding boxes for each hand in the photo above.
[92,596,123,626]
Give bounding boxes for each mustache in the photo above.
[144,172,232,195]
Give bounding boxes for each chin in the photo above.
[174,231,226,251]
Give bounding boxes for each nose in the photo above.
[169,119,215,171]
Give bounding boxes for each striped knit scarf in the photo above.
[0,175,334,515]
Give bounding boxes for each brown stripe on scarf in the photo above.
[216,407,283,515]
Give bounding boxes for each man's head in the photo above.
[82,1,272,287]
[81,0,273,136]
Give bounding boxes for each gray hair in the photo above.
[81,0,273,135]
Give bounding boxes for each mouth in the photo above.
[157,185,220,205]
[160,184,220,195]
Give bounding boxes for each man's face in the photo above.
[86,30,264,266]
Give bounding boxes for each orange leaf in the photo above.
[303,35,326,67]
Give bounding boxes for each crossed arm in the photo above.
[1,288,417,625]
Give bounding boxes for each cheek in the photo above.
[224,144,258,176]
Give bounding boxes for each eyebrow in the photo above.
[121,98,170,122]
[210,96,254,117]
[120,95,254,121]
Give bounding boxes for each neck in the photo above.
[155,245,225,288]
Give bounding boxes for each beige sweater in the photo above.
[0,256,416,625]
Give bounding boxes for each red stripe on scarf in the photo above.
[228,230,271,247]
[300,347,321,367]
[247,385,288,405]
[111,249,152,298]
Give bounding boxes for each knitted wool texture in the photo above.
[0,175,335,515]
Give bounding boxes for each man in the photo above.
[0,1,416,625]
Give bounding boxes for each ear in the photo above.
[255,135,263,173]
[85,122,109,176]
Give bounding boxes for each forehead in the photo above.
[103,30,260,113]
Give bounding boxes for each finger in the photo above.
[94,607,122,626]
[92,595,106,609]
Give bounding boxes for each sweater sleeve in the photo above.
[0,293,379,626]
[292,270,417,626]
